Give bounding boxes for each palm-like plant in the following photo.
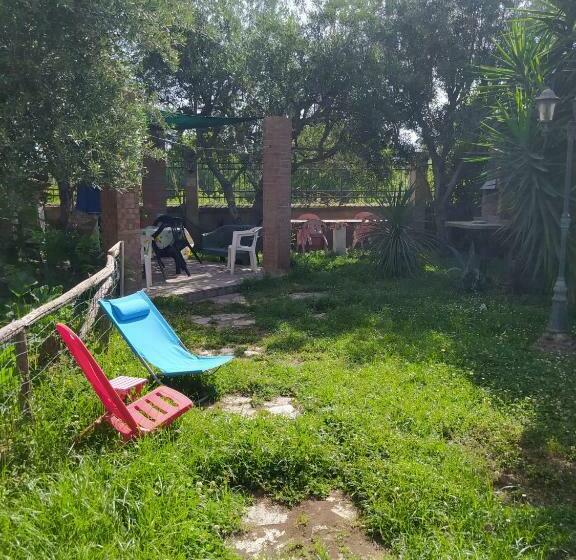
[477,8,576,285]
[367,188,439,277]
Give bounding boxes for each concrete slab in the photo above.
[146,261,262,302]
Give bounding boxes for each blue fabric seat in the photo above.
[99,291,233,377]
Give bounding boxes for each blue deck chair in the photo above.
[99,291,234,379]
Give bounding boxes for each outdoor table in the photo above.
[445,220,509,276]
[291,219,363,255]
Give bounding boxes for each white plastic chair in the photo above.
[140,227,156,288]
[227,227,262,275]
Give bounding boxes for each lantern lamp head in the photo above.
[535,87,560,123]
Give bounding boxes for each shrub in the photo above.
[367,188,439,277]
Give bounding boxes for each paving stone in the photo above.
[229,491,386,559]
[288,292,326,301]
[196,347,236,357]
[214,395,257,417]
[245,501,289,526]
[262,396,300,419]
[210,395,299,419]
[190,313,255,329]
[208,293,248,306]
[312,312,327,319]
[244,346,264,357]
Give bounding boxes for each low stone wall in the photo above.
[45,205,380,232]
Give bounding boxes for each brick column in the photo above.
[409,153,431,230]
[141,130,167,226]
[262,116,292,274]
[101,187,142,293]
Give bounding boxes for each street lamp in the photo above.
[536,87,576,338]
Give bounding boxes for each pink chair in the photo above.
[56,323,193,441]
[296,219,329,252]
[352,212,379,249]
[355,211,378,221]
[297,213,320,220]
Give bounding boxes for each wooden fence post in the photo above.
[14,329,32,418]
[120,240,125,297]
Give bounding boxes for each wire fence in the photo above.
[166,161,415,208]
[291,165,412,207]
[45,152,425,210]
[0,243,123,451]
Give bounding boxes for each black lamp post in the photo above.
[535,87,576,338]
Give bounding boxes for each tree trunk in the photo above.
[251,178,264,225]
[429,155,448,241]
[202,156,240,223]
[57,179,73,229]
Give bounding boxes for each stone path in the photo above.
[210,395,300,419]
[197,347,236,357]
[230,491,386,559]
[190,313,255,329]
[196,346,264,358]
[207,293,248,306]
[288,292,327,301]
[244,346,264,357]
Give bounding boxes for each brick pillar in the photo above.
[262,116,292,274]
[100,187,142,293]
[409,153,431,230]
[141,130,167,226]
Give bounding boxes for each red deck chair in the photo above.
[56,323,193,441]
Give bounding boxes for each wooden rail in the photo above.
[0,242,122,344]
[0,242,123,417]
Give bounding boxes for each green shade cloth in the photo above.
[161,112,259,131]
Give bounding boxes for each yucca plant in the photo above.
[476,8,576,287]
[367,187,440,277]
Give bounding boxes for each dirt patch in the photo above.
[495,450,576,507]
[210,395,300,419]
[229,491,386,559]
[190,313,255,329]
[534,333,576,354]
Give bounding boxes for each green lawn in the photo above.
[1,254,576,558]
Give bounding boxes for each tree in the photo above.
[0,0,187,227]
[478,1,576,286]
[346,0,515,237]
[143,0,381,222]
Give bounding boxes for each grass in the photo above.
[1,253,576,558]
